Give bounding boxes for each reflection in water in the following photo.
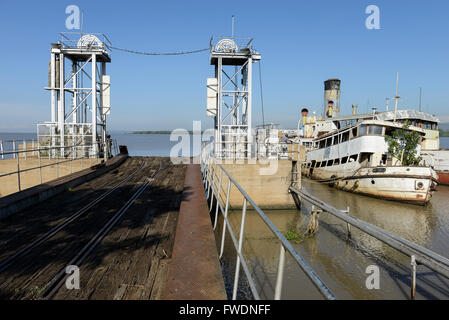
[216,179,449,300]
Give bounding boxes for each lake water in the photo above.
[218,179,449,300]
[0,132,205,157]
[2,133,449,156]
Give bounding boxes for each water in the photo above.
[0,132,204,157]
[218,179,449,300]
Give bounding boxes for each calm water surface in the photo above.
[218,178,449,300]
[0,132,203,157]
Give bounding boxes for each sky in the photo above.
[1,0,449,132]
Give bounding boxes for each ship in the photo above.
[300,119,438,205]
[289,78,444,204]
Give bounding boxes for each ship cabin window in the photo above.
[320,161,326,168]
[341,156,349,164]
[349,154,358,162]
[333,135,340,145]
[368,125,384,136]
[333,158,340,166]
[384,126,398,137]
[341,131,350,142]
[359,153,371,166]
[311,160,316,168]
[319,140,326,149]
[351,127,358,139]
[327,160,334,166]
[326,137,332,147]
[316,161,321,168]
[359,125,368,136]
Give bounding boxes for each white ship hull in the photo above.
[302,165,438,205]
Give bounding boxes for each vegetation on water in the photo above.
[385,121,422,166]
[284,220,317,244]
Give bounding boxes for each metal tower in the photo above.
[39,33,112,159]
[207,36,261,159]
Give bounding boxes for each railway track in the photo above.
[0,158,171,299]
[40,163,169,299]
[0,160,148,274]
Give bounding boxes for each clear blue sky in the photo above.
[1,0,448,132]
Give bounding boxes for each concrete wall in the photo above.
[213,159,299,210]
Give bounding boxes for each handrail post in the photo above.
[274,244,286,300]
[209,162,216,211]
[13,140,16,159]
[38,149,42,184]
[219,179,231,258]
[23,139,27,160]
[16,152,21,191]
[56,152,59,178]
[207,163,213,199]
[232,198,247,300]
[411,255,417,300]
[344,206,351,239]
[0,140,4,159]
[213,169,223,230]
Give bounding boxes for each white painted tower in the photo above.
[39,33,112,159]
[207,36,261,159]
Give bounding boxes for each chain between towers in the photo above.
[110,46,209,56]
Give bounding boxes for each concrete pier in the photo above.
[164,164,227,300]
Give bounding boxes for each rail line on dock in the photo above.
[0,158,174,300]
[40,163,169,299]
[0,160,148,274]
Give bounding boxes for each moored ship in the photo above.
[301,119,438,205]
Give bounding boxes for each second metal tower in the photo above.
[207,36,261,159]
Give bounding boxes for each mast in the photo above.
[393,72,399,122]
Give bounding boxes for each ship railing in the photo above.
[288,185,449,300]
[200,143,336,300]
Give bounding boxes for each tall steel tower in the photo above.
[207,37,261,159]
[39,33,112,158]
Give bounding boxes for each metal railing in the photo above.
[0,139,39,160]
[289,185,449,300]
[58,32,112,51]
[0,140,118,194]
[200,144,336,300]
[210,36,254,53]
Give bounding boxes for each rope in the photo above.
[109,46,209,56]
